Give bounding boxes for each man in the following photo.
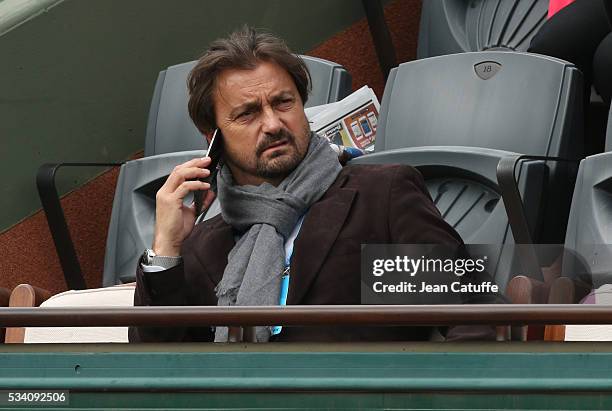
[129,27,498,343]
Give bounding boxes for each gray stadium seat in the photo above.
[563,153,612,288]
[373,51,583,245]
[501,106,612,294]
[417,0,548,59]
[144,55,352,156]
[348,51,584,288]
[375,51,582,156]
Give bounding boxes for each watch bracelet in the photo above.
[149,255,183,269]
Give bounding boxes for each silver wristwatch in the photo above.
[141,249,183,269]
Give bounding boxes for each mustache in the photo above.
[255,129,295,156]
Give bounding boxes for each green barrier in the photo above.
[1,343,612,409]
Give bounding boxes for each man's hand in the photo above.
[152,157,216,256]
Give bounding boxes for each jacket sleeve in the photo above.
[386,165,506,341]
[128,262,215,343]
[387,165,464,245]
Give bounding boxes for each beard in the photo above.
[253,127,307,179]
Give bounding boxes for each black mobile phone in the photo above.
[194,128,224,216]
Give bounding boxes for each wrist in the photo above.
[152,238,181,257]
[153,246,181,257]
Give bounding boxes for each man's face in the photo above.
[213,61,311,186]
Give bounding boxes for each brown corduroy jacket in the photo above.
[129,164,500,343]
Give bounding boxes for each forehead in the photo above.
[213,61,297,107]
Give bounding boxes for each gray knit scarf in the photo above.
[214,132,342,342]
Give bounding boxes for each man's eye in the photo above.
[236,111,254,120]
[276,98,294,109]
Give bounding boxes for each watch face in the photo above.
[142,249,155,265]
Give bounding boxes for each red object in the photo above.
[548,0,575,18]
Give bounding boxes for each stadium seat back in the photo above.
[417,0,548,59]
[374,51,583,244]
[376,51,583,159]
[563,151,612,287]
[552,105,612,293]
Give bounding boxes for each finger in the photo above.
[162,157,211,187]
[200,156,213,167]
[173,180,210,200]
[176,156,212,170]
[176,166,211,181]
[164,167,211,191]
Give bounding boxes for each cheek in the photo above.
[225,141,251,163]
[222,132,259,168]
[299,123,312,152]
[223,127,255,154]
[288,115,310,148]
[298,134,310,154]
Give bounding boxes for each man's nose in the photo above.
[260,106,282,135]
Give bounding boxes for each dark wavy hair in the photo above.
[187,26,311,134]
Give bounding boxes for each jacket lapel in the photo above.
[287,182,356,304]
[195,219,235,286]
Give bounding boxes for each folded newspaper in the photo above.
[306,85,380,153]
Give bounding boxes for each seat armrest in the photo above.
[5,284,52,343]
[505,275,551,342]
[506,275,549,305]
[8,284,52,308]
[496,154,577,281]
[361,0,396,80]
[37,162,123,290]
[544,277,592,341]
